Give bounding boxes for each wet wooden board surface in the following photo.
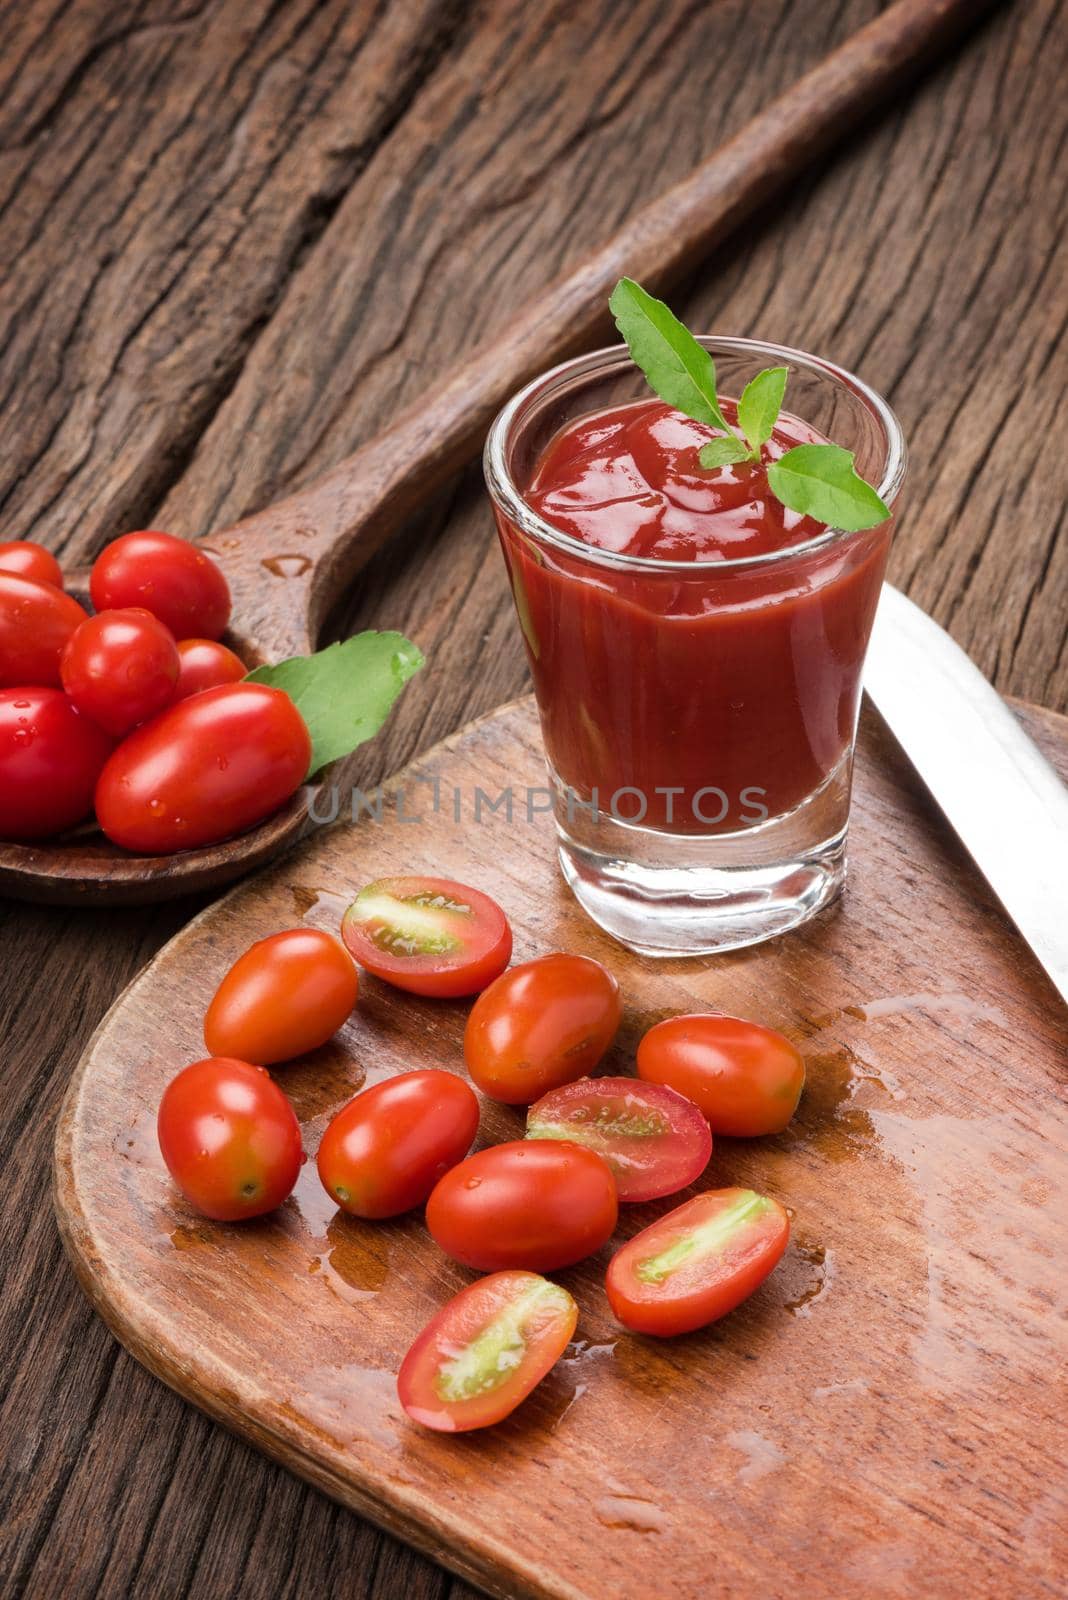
[3,1,1067,1596]
[55,695,1068,1600]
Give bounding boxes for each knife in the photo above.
[863,583,1068,1007]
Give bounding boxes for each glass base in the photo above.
[553,779,849,956]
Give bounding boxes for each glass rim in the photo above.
[483,336,907,574]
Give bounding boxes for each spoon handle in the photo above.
[211,0,997,664]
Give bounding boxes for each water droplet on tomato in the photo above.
[464,1177,482,1190]
[148,798,165,817]
[13,700,29,709]
[217,755,229,770]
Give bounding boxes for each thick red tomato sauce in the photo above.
[494,398,892,833]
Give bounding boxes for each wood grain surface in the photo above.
[54,694,1068,1600]
[2,1,1066,1597]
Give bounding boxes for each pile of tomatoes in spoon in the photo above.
[156,874,806,1434]
[0,533,311,850]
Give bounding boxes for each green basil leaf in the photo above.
[609,277,731,433]
[246,632,423,778]
[766,444,890,532]
[737,366,787,456]
[698,437,750,469]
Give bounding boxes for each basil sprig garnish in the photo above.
[608,277,890,532]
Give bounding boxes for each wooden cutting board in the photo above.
[54,695,1068,1600]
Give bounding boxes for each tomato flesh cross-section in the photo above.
[341,876,512,997]
[525,1076,711,1201]
[398,1270,578,1431]
[606,1187,790,1335]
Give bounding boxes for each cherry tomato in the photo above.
[605,1187,790,1336]
[60,608,180,736]
[90,530,231,641]
[173,637,246,701]
[637,1014,805,1136]
[426,1140,618,1272]
[0,541,64,589]
[204,929,358,1065]
[398,1270,577,1433]
[464,953,621,1105]
[341,876,512,998]
[526,1076,711,1202]
[0,688,114,840]
[317,1069,479,1219]
[157,1057,304,1221]
[0,573,88,688]
[94,682,310,854]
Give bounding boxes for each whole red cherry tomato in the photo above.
[605,1187,790,1336]
[526,1076,712,1202]
[90,530,231,640]
[341,875,512,998]
[0,573,88,687]
[94,682,310,854]
[0,541,64,589]
[0,688,113,840]
[637,1014,805,1136]
[204,929,358,1065]
[464,953,621,1104]
[173,637,246,701]
[60,608,180,736]
[317,1070,479,1219]
[426,1139,618,1272]
[398,1271,577,1433]
[156,1056,304,1221]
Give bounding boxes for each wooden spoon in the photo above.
[0,0,998,905]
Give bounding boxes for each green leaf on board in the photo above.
[246,632,424,778]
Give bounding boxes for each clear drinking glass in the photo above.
[484,338,907,956]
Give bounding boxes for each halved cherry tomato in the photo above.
[90,530,231,640]
[0,573,88,688]
[426,1139,618,1272]
[61,608,180,736]
[464,953,620,1104]
[526,1076,711,1202]
[157,1057,304,1221]
[0,541,64,589]
[0,687,114,840]
[94,682,310,853]
[317,1069,479,1218]
[340,876,511,998]
[398,1270,577,1433]
[173,637,246,701]
[637,1014,805,1136]
[204,929,358,1065]
[606,1187,790,1336]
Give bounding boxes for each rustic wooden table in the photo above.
[1,2,1064,1596]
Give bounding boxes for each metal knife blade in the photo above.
[863,583,1068,1007]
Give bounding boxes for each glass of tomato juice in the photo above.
[484,337,906,956]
